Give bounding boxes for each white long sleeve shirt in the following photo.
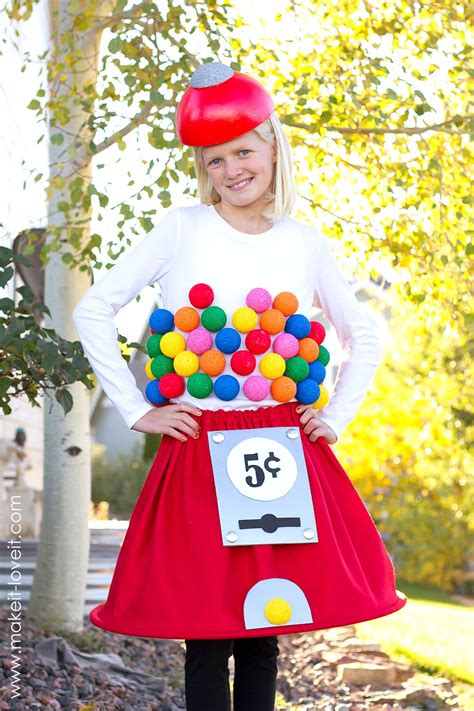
[72,203,382,439]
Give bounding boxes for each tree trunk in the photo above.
[27,0,112,632]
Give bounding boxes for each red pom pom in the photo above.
[230,350,256,376]
[189,283,214,309]
[309,321,326,344]
[245,329,271,355]
[159,373,185,398]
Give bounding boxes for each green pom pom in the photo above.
[151,354,174,378]
[201,306,227,332]
[187,372,213,398]
[147,333,163,357]
[284,356,310,383]
[317,344,330,366]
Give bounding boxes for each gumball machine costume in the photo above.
[76,62,407,641]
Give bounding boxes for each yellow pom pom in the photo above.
[174,350,199,377]
[232,306,258,333]
[145,359,155,380]
[312,384,330,409]
[160,332,186,358]
[259,353,286,379]
[264,597,292,625]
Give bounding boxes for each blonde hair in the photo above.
[192,112,296,222]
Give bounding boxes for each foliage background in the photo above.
[2,0,472,591]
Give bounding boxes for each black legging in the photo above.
[184,636,279,711]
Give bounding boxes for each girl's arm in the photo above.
[72,207,181,430]
[312,232,383,440]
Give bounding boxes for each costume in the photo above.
[72,61,406,640]
[73,205,407,639]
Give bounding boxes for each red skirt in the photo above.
[89,402,407,639]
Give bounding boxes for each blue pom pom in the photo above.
[215,327,242,354]
[146,379,169,405]
[296,378,320,404]
[308,360,326,384]
[214,374,240,401]
[285,314,311,339]
[149,308,174,334]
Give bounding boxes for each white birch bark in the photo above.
[27,0,114,631]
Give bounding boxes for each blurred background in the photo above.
[0,0,472,708]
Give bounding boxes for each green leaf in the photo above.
[108,37,123,53]
[55,387,73,415]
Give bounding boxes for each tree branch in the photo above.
[283,114,472,136]
[92,98,175,155]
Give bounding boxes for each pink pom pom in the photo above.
[187,327,213,355]
[243,375,270,401]
[246,287,272,313]
[273,333,299,359]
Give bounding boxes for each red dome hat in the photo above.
[176,62,275,147]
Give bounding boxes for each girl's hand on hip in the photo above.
[131,403,202,442]
[295,405,337,444]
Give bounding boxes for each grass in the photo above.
[354,579,474,709]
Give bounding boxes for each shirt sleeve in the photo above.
[72,207,181,430]
[311,230,382,440]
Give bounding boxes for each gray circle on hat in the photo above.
[191,62,234,89]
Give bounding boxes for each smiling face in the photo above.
[201,130,276,214]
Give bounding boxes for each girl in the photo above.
[73,62,407,711]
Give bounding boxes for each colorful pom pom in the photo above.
[201,305,227,332]
[297,337,319,363]
[232,306,258,333]
[187,372,213,398]
[145,359,154,380]
[149,308,174,334]
[260,308,286,335]
[215,327,241,354]
[200,349,226,376]
[296,378,320,404]
[246,287,272,313]
[273,291,298,316]
[243,375,270,401]
[174,306,200,332]
[317,344,330,366]
[187,327,213,355]
[230,350,256,376]
[189,283,214,309]
[259,353,286,379]
[307,360,326,384]
[309,321,326,344]
[159,372,185,398]
[270,376,297,402]
[312,384,330,409]
[214,374,240,401]
[150,354,175,379]
[245,329,271,355]
[160,331,186,358]
[146,379,169,405]
[273,333,299,359]
[174,350,200,377]
[285,314,311,339]
[284,356,310,382]
[146,333,163,357]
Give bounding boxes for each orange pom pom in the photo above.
[271,376,297,402]
[273,291,298,316]
[298,337,319,362]
[174,306,200,332]
[260,309,286,335]
[200,349,226,376]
